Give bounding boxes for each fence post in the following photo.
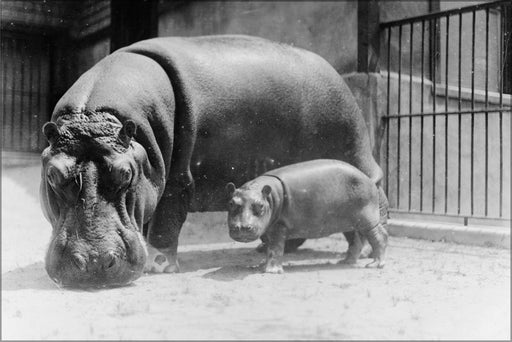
[503,4,512,94]
[110,0,158,53]
[357,0,380,72]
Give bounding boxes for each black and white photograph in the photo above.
[1,0,510,339]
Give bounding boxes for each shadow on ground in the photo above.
[2,262,56,291]
[2,246,348,290]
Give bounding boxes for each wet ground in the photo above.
[2,163,510,340]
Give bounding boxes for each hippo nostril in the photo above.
[104,251,117,269]
[241,225,254,232]
[71,254,87,272]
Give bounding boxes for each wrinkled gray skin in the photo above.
[226,160,389,273]
[41,35,385,287]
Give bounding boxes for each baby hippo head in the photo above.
[226,181,274,242]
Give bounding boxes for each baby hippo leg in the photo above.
[361,223,389,268]
[340,231,364,265]
[263,224,287,274]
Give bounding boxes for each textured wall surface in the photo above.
[158,1,358,75]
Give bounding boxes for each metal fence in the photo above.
[380,0,511,223]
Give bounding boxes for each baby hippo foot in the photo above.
[365,259,385,269]
[362,224,388,269]
[359,243,374,259]
[144,244,180,273]
[261,259,284,274]
[264,263,284,274]
[339,255,358,265]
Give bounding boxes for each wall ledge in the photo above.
[387,218,510,249]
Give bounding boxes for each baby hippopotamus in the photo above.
[226,159,388,273]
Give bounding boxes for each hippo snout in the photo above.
[45,234,146,288]
[229,224,260,242]
[69,251,118,272]
[46,249,140,288]
[230,224,256,233]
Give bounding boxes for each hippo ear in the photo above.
[42,122,60,145]
[262,185,272,197]
[226,182,236,196]
[119,120,137,145]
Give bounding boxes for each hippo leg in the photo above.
[359,235,374,259]
[284,238,306,253]
[262,224,287,274]
[256,237,306,254]
[255,235,269,253]
[340,231,364,264]
[362,223,389,268]
[145,176,193,273]
[355,185,389,260]
[144,194,185,273]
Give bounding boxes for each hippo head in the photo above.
[40,110,159,288]
[225,181,274,242]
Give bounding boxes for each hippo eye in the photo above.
[47,166,66,188]
[228,199,241,213]
[252,203,264,216]
[113,165,133,187]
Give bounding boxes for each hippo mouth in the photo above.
[229,226,261,243]
[45,225,147,289]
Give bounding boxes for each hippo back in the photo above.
[119,35,382,211]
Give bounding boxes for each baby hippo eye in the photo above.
[228,199,237,211]
[252,203,264,216]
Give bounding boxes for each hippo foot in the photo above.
[339,256,358,265]
[264,264,284,274]
[359,244,375,259]
[144,245,180,273]
[259,260,284,274]
[365,259,385,269]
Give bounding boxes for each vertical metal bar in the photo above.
[408,22,413,211]
[420,19,425,211]
[397,24,403,209]
[386,27,391,197]
[484,8,489,217]
[432,17,437,213]
[19,39,25,151]
[37,40,45,150]
[457,12,462,215]
[444,15,449,214]
[499,5,504,217]
[470,10,476,216]
[10,38,17,151]
[2,36,8,148]
[27,39,34,151]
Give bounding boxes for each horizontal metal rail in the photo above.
[381,1,511,221]
[384,107,511,119]
[380,0,508,28]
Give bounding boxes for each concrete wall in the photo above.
[158,1,358,75]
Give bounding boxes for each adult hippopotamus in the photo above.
[226,159,389,273]
[40,35,385,287]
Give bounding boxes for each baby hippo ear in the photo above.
[119,120,137,146]
[42,122,60,145]
[262,185,272,197]
[226,182,236,196]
